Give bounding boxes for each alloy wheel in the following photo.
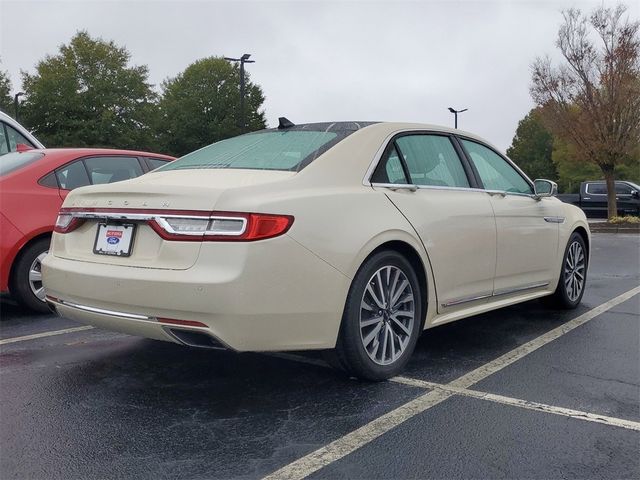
[28,251,48,302]
[359,265,415,365]
[564,241,585,302]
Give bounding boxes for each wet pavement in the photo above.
[1,233,638,479]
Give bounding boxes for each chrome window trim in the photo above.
[441,282,550,308]
[362,129,538,199]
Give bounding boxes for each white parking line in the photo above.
[392,377,640,432]
[263,285,640,480]
[0,325,95,346]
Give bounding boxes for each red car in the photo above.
[1,148,174,312]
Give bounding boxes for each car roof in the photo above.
[30,147,174,160]
[269,121,494,148]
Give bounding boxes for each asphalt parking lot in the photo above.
[1,233,638,480]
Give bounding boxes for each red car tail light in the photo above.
[54,213,84,234]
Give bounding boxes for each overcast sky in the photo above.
[1,0,638,151]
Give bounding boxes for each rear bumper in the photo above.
[42,235,350,351]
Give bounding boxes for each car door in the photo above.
[459,138,560,294]
[615,182,636,214]
[371,132,497,312]
[583,182,608,217]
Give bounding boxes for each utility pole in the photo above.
[14,92,24,122]
[448,107,468,129]
[224,54,255,132]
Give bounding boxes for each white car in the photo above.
[42,121,590,380]
[0,110,44,154]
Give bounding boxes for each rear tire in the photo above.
[10,238,51,314]
[545,232,587,309]
[332,250,423,381]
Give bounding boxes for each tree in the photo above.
[157,57,266,156]
[530,4,640,219]
[0,61,13,114]
[507,109,558,181]
[20,31,158,149]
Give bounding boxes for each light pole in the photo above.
[448,107,468,129]
[14,92,24,122]
[224,54,255,132]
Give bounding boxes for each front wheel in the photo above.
[546,232,587,309]
[331,250,423,381]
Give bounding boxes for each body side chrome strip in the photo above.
[441,282,550,308]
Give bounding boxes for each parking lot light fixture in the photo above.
[448,107,468,129]
[14,92,24,121]
[224,54,255,133]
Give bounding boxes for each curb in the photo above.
[589,223,640,234]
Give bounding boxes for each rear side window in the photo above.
[585,183,607,195]
[158,130,345,172]
[56,161,90,190]
[461,139,533,195]
[372,144,408,184]
[0,152,45,176]
[146,157,170,170]
[83,156,143,184]
[395,135,470,188]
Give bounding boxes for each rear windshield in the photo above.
[0,151,45,176]
[158,128,351,173]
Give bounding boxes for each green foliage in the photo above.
[0,62,13,114]
[506,109,557,181]
[20,31,158,150]
[510,109,639,193]
[157,57,266,156]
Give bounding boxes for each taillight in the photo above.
[150,212,293,241]
[54,213,84,233]
[53,208,293,241]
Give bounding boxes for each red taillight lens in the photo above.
[54,213,84,234]
[243,213,294,241]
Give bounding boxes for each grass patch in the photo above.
[609,216,640,224]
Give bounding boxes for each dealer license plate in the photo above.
[93,223,136,257]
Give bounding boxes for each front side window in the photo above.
[615,183,633,195]
[5,124,35,150]
[395,135,470,188]
[158,129,346,173]
[83,156,143,185]
[461,139,533,195]
[0,123,9,155]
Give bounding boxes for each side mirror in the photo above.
[533,179,558,199]
[631,190,639,199]
[16,143,34,153]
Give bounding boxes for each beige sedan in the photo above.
[42,121,590,380]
